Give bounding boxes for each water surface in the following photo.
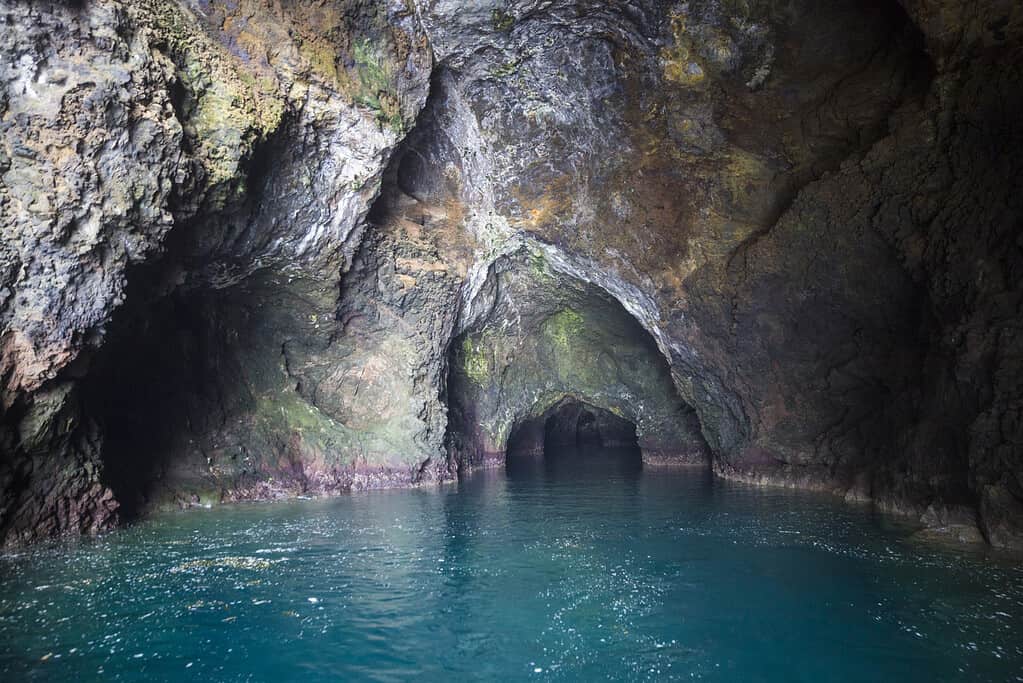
[2,447,1022,681]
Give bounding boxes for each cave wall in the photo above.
[687,1,1023,547]
[0,0,1021,548]
[0,0,432,542]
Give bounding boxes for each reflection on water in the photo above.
[1,448,1022,681]
[506,445,643,480]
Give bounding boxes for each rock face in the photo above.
[0,0,431,540]
[1,0,1021,549]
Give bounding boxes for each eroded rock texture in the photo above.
[1,0,1021,548]
[0,0,431,541]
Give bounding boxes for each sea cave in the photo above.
[1,0,1022,679]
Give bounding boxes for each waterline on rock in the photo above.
[1,453,1021,681]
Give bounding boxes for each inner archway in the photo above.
[568,409,601,447]
[446,249,711,473]
[542,399,638,451]
[507,398,641,457]
[504,398,644,479]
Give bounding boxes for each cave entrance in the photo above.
[540,400,638,451]
[506,399,641,467]
[444,248,713,473]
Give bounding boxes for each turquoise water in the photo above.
[2,448,1022,682]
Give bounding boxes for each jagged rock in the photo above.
[0,0,431,542]
[1,0,1021,549]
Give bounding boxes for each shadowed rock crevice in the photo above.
[79,274,353,516]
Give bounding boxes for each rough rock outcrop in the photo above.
[1,0,430,541]
[1,0,1021,549]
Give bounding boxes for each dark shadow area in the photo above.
[541,400,638,450]
[506,398,642,478]
[79,285,247,519]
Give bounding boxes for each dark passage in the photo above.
[506,399,641,476]
[541,401,638,450]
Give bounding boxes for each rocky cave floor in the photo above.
[0,0,1022,551]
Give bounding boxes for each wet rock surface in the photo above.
[0,0,431,540]
[1,0,1021,549]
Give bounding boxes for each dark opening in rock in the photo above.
[541,400,638,450]
[505,399,644,478]
[80,284,246,520]
[507,399,640,458]
[572,410,600,446]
